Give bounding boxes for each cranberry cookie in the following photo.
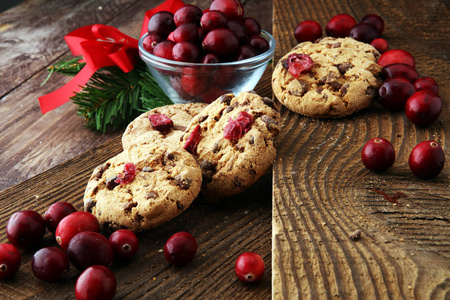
[122,103,207,151]
[83,144,202,232]
[272,37,382,118]
[179,91,281,202]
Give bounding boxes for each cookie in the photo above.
[122,103,207,151]
[83,143,202,232]
[179,91,281,202]
[272,37,382,118]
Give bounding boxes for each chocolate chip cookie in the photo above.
[179,91,281,202]
[83,144,202,232]
[272,37,382,118]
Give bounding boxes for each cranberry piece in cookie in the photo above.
[149,114,173,134]
[283,53,313,78]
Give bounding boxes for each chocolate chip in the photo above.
[212,141,221,153]
[261,115,280,136]
[262,97,277,110]
[176,201,185,211]
[94,163,110,179]
[175,175,192,190]
[200,160,216,171]
[340,83,349,97]
[142,167,154,172]
[288,79,309,97]
[316,87,323,94]
[332,42,341,48]
[219,94,233,105]
[282,59,288,70]
[146,191,158,199]
[106,176,119,190]
[225,106,234,113]
[134,214,143,222]
[337,63,353,74]
[92,186,98,195]
[249,136,255,144]
[166,152,175,160]
[323,93,328,100]
[84,198,96,213]
[365,86,376,96]
[124,202,138,212]
[328,81,342,91]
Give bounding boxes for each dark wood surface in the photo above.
[0,0,449,299]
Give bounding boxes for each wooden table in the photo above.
[0,0,448,299]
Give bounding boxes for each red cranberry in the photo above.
[75,265,116,300]
[31,247,70,282]
[198,27,207,40]
[201,86,229,104]
[201,53,221,64]
[164,232,197,265]
[349,23,379,43]
[405,91,442,127]
[414,77,439,95]
[44,202,77,233]
[183,125,202,154]
[142,34,162,54]
[228,19,248,44]
[147,11,176,39]
[55,211,100,251]
[169,76,195,100]
[6,210,46,249]
[180,67,210,96]
[294,20,322,43]
[203,28,239,57]
[235,252,265,283]
[210,0,244,20]
[380,63,419,83]
[173,23,199,43]
[236,45,257,60]
[326,14,357,38]
[173,4,202,27]
[361,138,395,172]
[284,53,314,78]
[244,17,261,37]
[153,40,176,60]
[361,14,385,35]
[200,11,228,32]
[248,35,270,54]
[235,111,253,133]
[370,38,388,54]
[149,113,173,133]
[167,31,175,42]
[224,118,243,140]
[0,243,21,279]
[409,141,445,179]
[172,42,201,63]
[377,49,415,68]
[108,229,139,261]
[115,162,136,185]
[377,77,415,111]
[67,231,114,271]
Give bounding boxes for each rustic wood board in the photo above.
[271,0,450,299]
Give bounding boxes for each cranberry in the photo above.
[361,14,385,35]
[108,229,139,261]
[203,28,239,57]
[169,75,195,100]
[377,77,415,111]
[235,252,265,283]
[167,31,175,42]
[414,77,439,95]
[115,162,136,185]
[294,20,322,43]
[31,247,70,282]
[326,14,357,38]
[75,265,116,300]
[235,111,253,133]
[200,11,228,32]
[380,63,419,83]
[201,86,229,104]
[361,138,395,172]
[172,42,201,63]
[173,4,202,27]
[248,35,270,54]
[409,141,445,179]
[349,23,379,43]
[44,202,77,233]
[210,0,244,20]
[142,34,162,54]
[180,67,210,96]
[164,232,197,265]
[55,211,100,251]
[228,20,247,44]
[149,113,173,133]
[283,53,314,78]
[201,53,221,64]
[405,91,442,127]
[183,125,202,154]
[147,11,176,39]
[6,210,46,249]
[67,231,114,271]
[153,40,176,60]
[173,23,199,43]
[244,17,261,37]
[236,45,257,61]
[370,38,388,54]
[0,243,21,279]
[377,49,415,68]
[198,27,207,41]
[224,118,243,140]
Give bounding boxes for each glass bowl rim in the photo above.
[138,30,276,68]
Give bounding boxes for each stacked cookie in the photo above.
[272,37,382,118]
[83,91,281,232]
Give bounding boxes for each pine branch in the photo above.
[41,56,86,86]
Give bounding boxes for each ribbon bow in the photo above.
[39,0,185,114]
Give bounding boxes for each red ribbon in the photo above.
[39,0,185,114]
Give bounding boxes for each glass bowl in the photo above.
[138,30,276,104]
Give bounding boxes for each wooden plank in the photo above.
[271,0,450,298]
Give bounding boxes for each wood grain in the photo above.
[272,0,450,299]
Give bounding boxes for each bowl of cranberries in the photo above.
[139,1,276,104]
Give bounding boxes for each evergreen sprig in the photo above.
[44,57,172,133]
